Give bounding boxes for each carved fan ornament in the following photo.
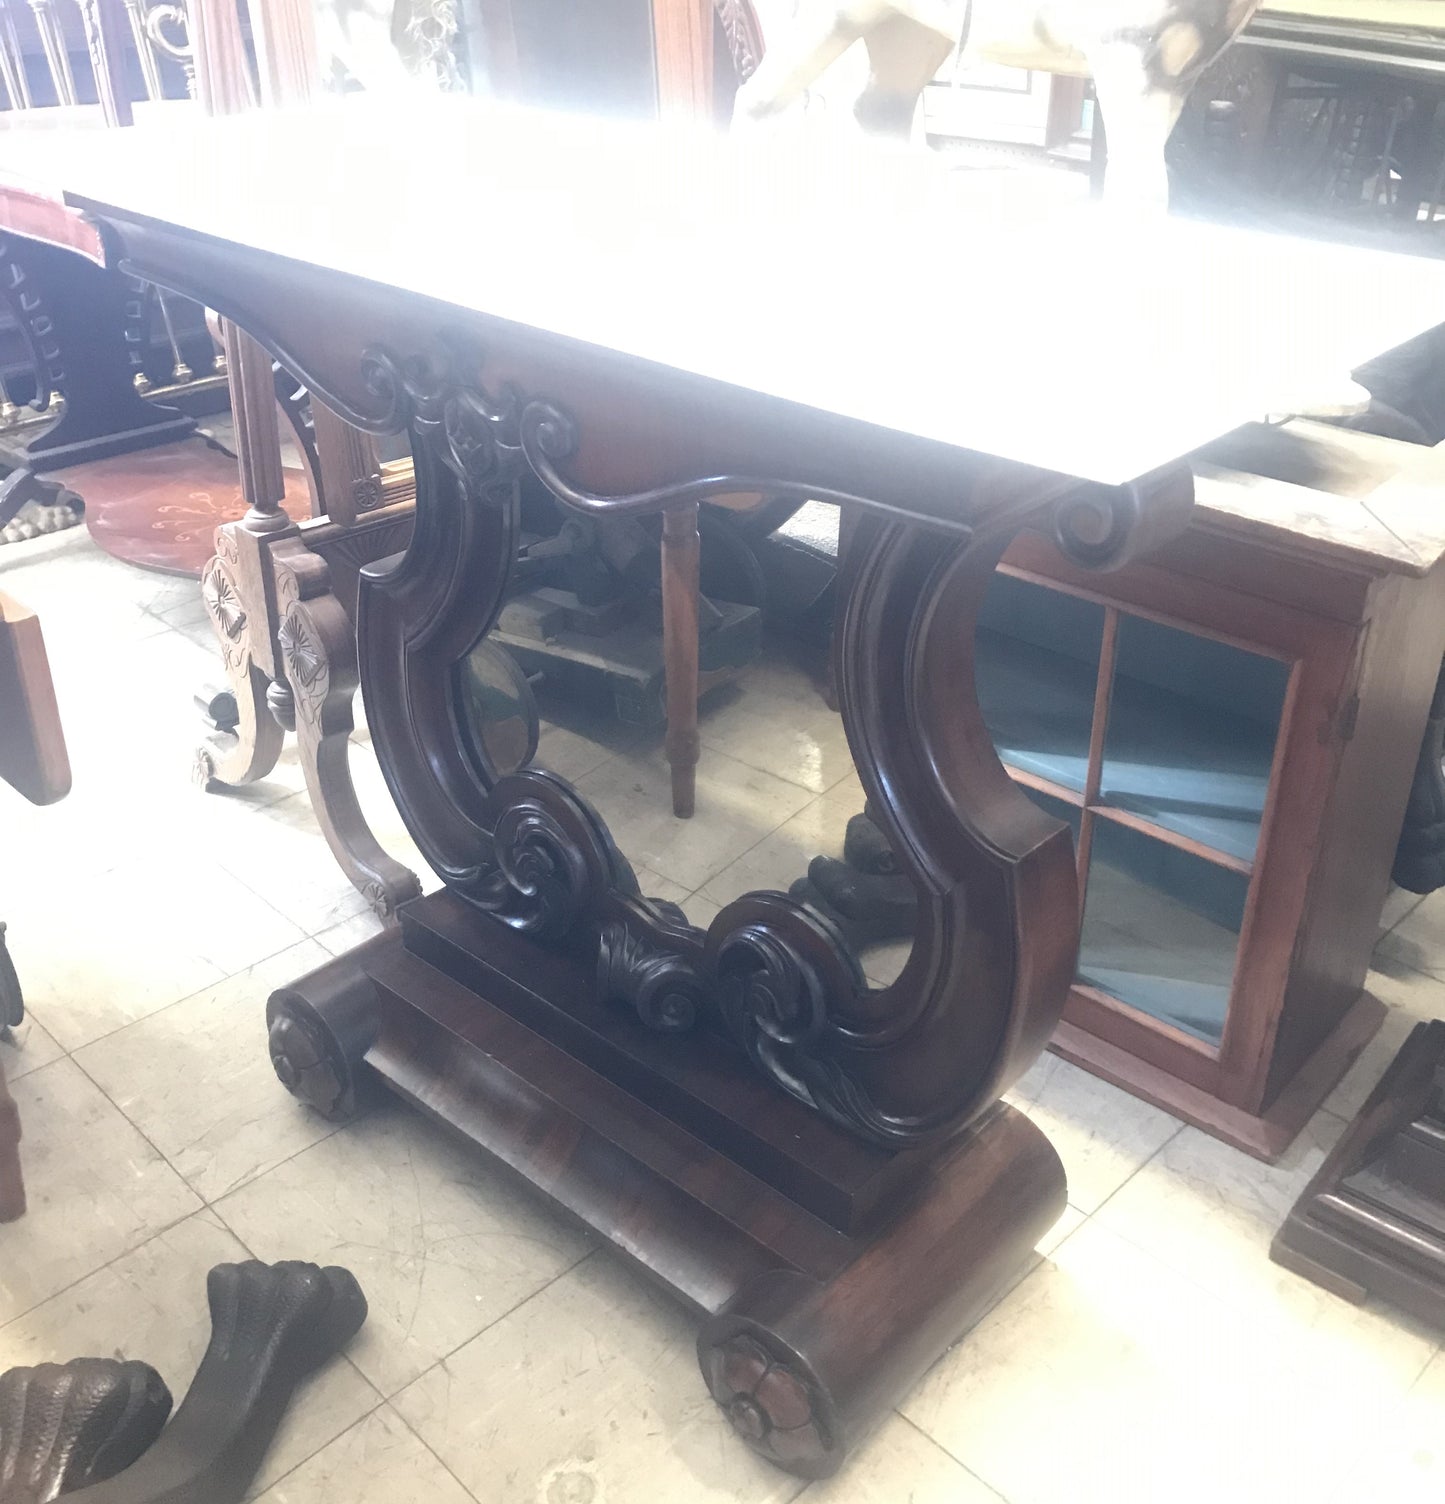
[201,562,246,640]
[277,609,327,712]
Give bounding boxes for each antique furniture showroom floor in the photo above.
[8,84,1445,1504]
[1,505,1444,1504]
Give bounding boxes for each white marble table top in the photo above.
[2,93,1444,489]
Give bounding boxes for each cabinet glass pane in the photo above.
[1100,615,1289,864]
[1078,816,1249,1046]
[976,574,1105,795]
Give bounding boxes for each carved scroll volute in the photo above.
[807,465,1193,1140]
[819,517,1081,1139]
[352,345,528,899]
[473,769,634,942]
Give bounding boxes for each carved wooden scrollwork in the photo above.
[337,335,1192,1150]
[96,205,1188,1152]
[598,921,707,1035]
[713,0,765,83]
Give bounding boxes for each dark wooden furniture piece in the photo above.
[25,97,1445,1475]
[1174,2,1445,237]
[973,420,1445,1158]
[1273,1018,1445,1328]
[0,1261,367,1503]
[0,0,222,492]
[0,1359,173,1500]
[0,586,70,1221]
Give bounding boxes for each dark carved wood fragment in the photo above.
[1273,1019,1445,1329]
[0,1359,171,1503]
[59,1262,365,1504]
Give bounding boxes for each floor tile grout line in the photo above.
[66,1048,211,1200]
[0,1202,200,1334]
[1077,1118,1187,1223]
[383,1247,600,1404]
[52,928,337,1061]
[688,788,828,907]
[893,1411,1012,1502]
[241,1395,389,1504]
[383,1394,495,1504]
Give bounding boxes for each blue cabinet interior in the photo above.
[977,572,1290,1047]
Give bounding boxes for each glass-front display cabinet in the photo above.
[969,417,1445,1159]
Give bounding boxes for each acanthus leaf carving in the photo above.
[597,920,705,1035]
[470,772,616,941]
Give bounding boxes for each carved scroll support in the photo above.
[194,527,287,789]
[272,536,422,921]
[88,222,1194,1479]
[328,333,1193,1153]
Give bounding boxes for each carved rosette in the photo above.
[352,475,383,513]
[277,608,328,721]
[267,1001,353,1120]
[200,537,248,672]
[699,1333,834,1474]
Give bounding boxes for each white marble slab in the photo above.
[4,96,1445,487]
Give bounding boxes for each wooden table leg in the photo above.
[194,322,295,790]
[662,501,701,819]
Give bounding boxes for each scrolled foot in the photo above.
[267,1000,354,1120]
[698,1328,840,1478]
[0,1358,172,1503]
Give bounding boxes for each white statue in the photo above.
[734,0,1264,207]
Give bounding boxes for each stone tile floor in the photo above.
[2,523,1443,1503]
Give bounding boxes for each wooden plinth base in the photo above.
[1272,1019,1445,1329]
[1052,987,1385,1162]
[0,413,195,474]
[266,893,1066,1478]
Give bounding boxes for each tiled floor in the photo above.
[2,523,1444,1503]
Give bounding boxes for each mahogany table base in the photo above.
[268,898,1066,1478]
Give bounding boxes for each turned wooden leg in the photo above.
[661,502,701,819]
[0,1045,22,1222]
[273,539,422,920]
